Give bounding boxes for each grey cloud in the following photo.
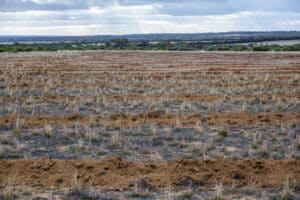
[0,0,111,12]
[154,0,300,16]
[0,0,299,35]
[1,0,300,14]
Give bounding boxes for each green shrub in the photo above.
[252,45,270,51]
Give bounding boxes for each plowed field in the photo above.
[0,51,299,199]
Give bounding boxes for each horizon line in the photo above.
[0,30,299,37]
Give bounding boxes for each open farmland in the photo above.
[0,51,299,199]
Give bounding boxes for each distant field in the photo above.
[0,51,299,199]
[239,39,300,45]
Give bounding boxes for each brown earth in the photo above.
[1,112,299,128]
[0,158,299,191]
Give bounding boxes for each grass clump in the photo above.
[0,146,4,159]
[127,193,152,199]
[218,130,228,137]
[12,129,21,138]
[97,150,106,156]
[44,125,53,138]
[70,139,85,157]
[191,147,202,157]
[179,190,194,199]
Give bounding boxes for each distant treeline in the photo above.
[1,31,300,42]
[0,39,300,52]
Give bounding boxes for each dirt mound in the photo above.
[0,158,299,191]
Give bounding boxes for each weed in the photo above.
[206,144,216,152]
[127,193,152,199]
[251,143,258,150]
[212,182,224,200]
[97,150,106,156]
[118,150,131,157]
[1,137,15,146]
[3,173,17,200]
[176,115,181,128]
[44,124,53,138]
[191,147,202,157]
[71,139,85,157]
[194,121,203,134]
[279,177,293,200]
[110,132,121,148]
[180,190,194,199]
[12,129,21,138]
[151,136,164,146]
[214,137,224,143]
[150,124,158,136]
[218,130,228,137]
[68,168,90,199]
[0,146,4,158]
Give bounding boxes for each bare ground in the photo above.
[0,158,299,190]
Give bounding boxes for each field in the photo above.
[240,39,300,45]
[0,51,299,199]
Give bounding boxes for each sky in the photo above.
[0,0,300,35]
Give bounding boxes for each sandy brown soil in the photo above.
[0,112,299,128]
[0,158,299,190]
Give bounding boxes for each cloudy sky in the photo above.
[0,0,300,35]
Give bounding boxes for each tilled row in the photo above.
[4,82,299,90]
[1,112,298,128]
[0,158,299,191]
[0,93,298,103]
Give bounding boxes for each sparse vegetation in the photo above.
[0,51,298,199]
